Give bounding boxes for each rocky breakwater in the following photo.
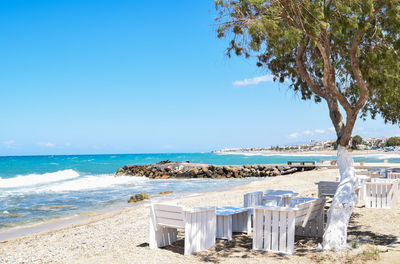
[115,161,299,179]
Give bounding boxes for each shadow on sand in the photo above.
[348,212,398,247]
[137,211,398,262]
[140,232,321,262]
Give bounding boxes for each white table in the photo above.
[216,206,251,240]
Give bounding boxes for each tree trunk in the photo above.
[322,146,358,250]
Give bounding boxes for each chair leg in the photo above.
[149,217,178,249]
[316,206,325,238]
[247,211,252,235]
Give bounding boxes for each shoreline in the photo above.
[0,177,264,242]
[1,167,400,263]
[2,161,400,242]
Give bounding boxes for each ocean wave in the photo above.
[0,174,149,195]
[0,169,80,188]
[36,175,148,192]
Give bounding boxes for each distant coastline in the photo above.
[213,149,400,157]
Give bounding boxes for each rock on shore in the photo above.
[115,161,303,179]
[127,192,149,203]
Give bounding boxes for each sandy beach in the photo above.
[1,168,400,264]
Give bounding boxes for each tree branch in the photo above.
[295,41,328,99]
[350,4,385,111]
[326,98,345,140]
[296,40,346,142]
[315,41,353,112]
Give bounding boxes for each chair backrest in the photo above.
[359,171,380,178]
[152,203,185,229]
[244,191,263,207]
[290,197,316,207]
[262,195,280,206]
[388,172,400,180]
[315,181,339,197]
[293,198,325,226]
[365,180,398,208]
[264,190,295,195]
[253,206,297,254]
[371,178,397,183]
[356,174,370,179]
[292,198,325,238]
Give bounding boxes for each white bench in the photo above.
[365,179,399,209]
[149,203,216,255]
[252,197,325,254]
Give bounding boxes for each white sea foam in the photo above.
[0,173,149,195]
[0,169,80,189]
[36,175,148,192]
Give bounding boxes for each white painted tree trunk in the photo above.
[322,146,358,250]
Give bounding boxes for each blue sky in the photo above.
[0,0,399,156]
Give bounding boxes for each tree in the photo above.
[332,141,338,150]
[351,135,363,149]
[386,136,400,146]
[215,0,400,250]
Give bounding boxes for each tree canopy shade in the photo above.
[215,0,400,250]
[215,0,400,146]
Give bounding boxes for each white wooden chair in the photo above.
[365,179,399,209]
[252,197,325,254]
[388,172,400,181]
[291,197,325,238]
[315,181,339,198]
[359,170,381,178]
[244,190,297,207]
[316,180,364,202]
[149,203,216,255]
[355,174,371,200]
[388,173,400,191]
[243,191,263,207]
[264,190,298,207]
[262,195,280,206]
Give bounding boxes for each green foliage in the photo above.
[332,141,338,150]
[351,135,363,149]
[215,0,400,124]
[386,136,400,146]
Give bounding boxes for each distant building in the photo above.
[356,144,368,150]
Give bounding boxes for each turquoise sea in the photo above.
[1,152,399,231]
